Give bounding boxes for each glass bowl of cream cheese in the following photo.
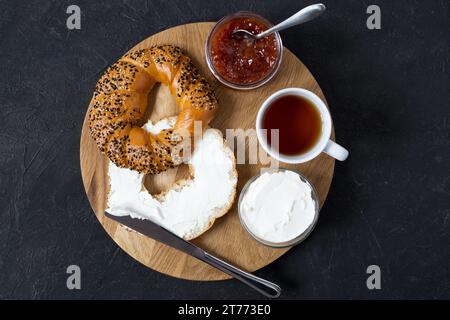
[238,168,320,248]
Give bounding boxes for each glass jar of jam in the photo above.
[206,12,283,90]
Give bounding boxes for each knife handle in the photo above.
[203,252,281,298]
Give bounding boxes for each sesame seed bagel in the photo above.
[89,45,218,174]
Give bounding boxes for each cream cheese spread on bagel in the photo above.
[107,117,237,240]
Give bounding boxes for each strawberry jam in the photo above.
[210,17,279,85]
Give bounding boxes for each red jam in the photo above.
[210,17,279,85]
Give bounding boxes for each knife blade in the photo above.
[104,211,281,298]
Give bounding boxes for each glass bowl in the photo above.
[205,11,284,90]
[238,168,320,248]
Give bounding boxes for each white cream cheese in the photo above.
[107,117,237,239]
[240,170,316,243]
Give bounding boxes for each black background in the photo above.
[0,0,448,299]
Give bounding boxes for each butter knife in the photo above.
[104,211,281,298]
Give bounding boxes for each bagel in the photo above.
[89,45,218,174]
[107,117,238,240]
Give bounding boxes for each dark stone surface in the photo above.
[0,0,448,299]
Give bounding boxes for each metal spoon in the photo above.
[232,3,326,40]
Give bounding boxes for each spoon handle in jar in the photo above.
[256,3,326,39]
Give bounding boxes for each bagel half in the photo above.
[89,45,218,175]
[107,117,238,240]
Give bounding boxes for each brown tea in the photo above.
[262,95,322,156]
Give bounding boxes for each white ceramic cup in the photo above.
[256,88,349,164]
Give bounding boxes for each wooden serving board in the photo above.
[80,22,335,281]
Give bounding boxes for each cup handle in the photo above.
[324,140,349,161]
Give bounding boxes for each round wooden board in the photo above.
[80,22,335,281]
